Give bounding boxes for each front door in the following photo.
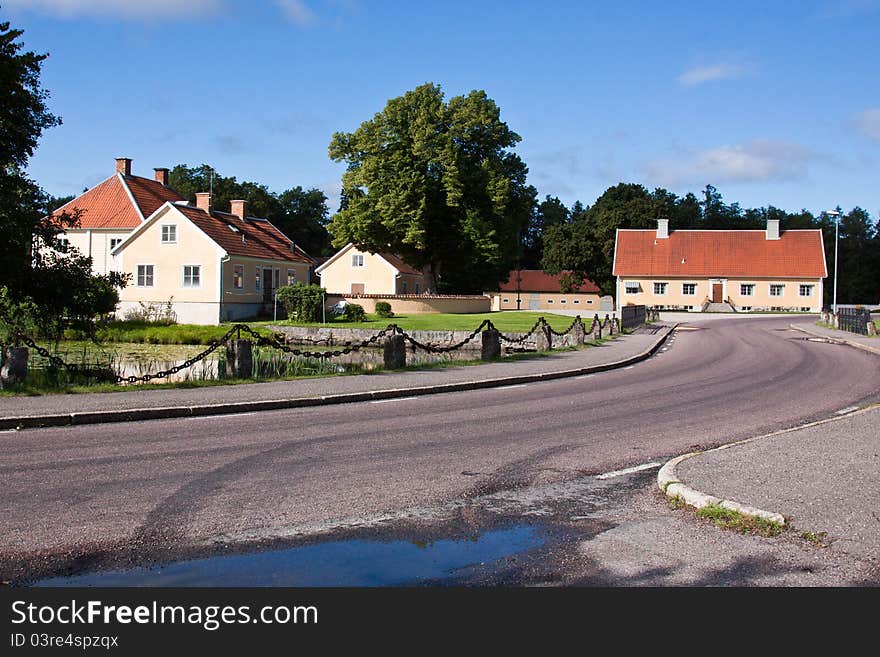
[529,293,540,310]
[262,268,274,303]
[711,283,723,303]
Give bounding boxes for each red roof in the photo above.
[380,252,423,276]
[51,174,184,229]
[174,205,314,264]
[497,270,601,294]
[613,230,827,278]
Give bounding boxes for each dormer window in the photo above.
[161,225,177,244]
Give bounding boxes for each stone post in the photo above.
[225,339,253,379]
[383,334,406,369]
[536,325,552,351]
[481,328,501,360]
[0,346,28,387]
[572,318,585,345]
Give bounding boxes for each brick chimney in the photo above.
[766,218,780,240]
[154,167,170,186]
[115,157,132,176]
[195,192,211,213]
[656,217,669,239]
[230,199,248,221]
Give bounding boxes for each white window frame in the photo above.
[233,264,244,289]
[682,283,696,296]
[799,284,814,297]
[351,254,364,267]
[287,269,296,286]
[136,264,155,288]
[624,281,639,295]
[770,284,784,297]
[182,264,201,288]
[160,224,177,244]
[255,267,262,291]
[415,282,420,294]
[653,282,667,295]
[740,284,755,297]
[110,237,122,251]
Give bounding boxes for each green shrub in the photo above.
[276,283,326,323]
[375,301,394,318]
[343,303,366,322]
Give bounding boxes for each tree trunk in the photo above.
[425,262,442,294]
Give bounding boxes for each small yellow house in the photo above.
[112,194,314,324]
[315,243,425,295]
[486,270,610,311]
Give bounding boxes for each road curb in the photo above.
[789,323,880,356]
[1,326,675,431]
[657,403,880,527]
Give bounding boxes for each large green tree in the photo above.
[0,19,125,345]
[168,164,332,257]
[327,83,537,293]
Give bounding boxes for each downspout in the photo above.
[219,255,229,323]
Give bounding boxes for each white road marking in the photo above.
[574,374,594,380]
[836,406,859,415]
[503,384,529,390]
[183,412,259,420]
[597,461,663,480]
[370,397,418,404]
[621,365,635,370]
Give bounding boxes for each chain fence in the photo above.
[9,313,622,386]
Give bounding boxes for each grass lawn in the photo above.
[84,312,589,344]
[265,311,584,333]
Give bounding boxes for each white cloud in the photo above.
[644,140,813,187]
[854,108,880,141]
[3,0,224,20]
[677,62,748,87]
[275,0,317,25]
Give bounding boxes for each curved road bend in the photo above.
[2,316,879,578]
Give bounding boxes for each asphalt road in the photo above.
[3,316,880,582]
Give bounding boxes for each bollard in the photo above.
[383,334,406,369]
[0,346,28,387]
[572,318,585,345]
[536,325,552,351]
[225,339,253,379]
[481,327,501,360]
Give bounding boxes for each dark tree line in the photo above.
[168,164,334,258]
[532,183,879,306]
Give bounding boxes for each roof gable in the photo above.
[50,174,184,230]
[315,243,421,276]
[612,229,827,278]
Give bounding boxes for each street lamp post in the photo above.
[826,210,840,314]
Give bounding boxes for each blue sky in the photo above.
[6,0,880,217]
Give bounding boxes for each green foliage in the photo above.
[168,166,333,256]
[276,283,326,323]
[696,503,784,537]
[342,303,366,322]
[0,20,127,346]
[122,299,177,325]
[328,82,537,293]
[374,301,394,318]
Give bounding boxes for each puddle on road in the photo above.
[35,524,545,587]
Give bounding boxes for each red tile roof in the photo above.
[174,205,314,264]
[380,252,423,276]
[50,174,184,229]
[612,230,827,278]
[497,270,601,294]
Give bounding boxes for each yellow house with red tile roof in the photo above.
[48,158,185,276]
[612,218,827,312]
[112,193,314,324]
[315,243,425,295]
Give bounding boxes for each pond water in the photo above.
[34,524,545,587]
[28,341,499,384]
